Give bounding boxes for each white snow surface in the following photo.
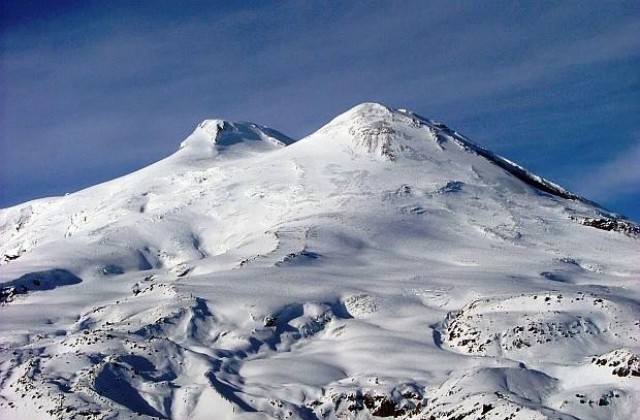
[0,102,638,419]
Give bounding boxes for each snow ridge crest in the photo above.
[179,119,294,156]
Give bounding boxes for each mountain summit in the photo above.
[179,119,294,157]
[1,103,638,419]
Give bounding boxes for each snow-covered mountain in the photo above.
[1,103,638,420]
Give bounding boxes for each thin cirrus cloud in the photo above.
[574,138,640,204]
[1,1,638,219]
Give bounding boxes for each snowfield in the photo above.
[0,103,638,419]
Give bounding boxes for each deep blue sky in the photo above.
[1,1,639,220]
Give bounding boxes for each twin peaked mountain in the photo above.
[2,102,631,272]
[0,103,638,419]
[182,102,580,199]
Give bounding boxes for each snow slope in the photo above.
[0,102,638,419]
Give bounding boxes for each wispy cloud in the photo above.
[573,138,640,202]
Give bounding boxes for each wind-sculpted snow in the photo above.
[419,366,581,420]
[1,103,639,419]
[442,292,640,357]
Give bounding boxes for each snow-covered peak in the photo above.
[304,102,590,204]
[322,102,395,126]
[307,102,414,158]
[1,103,639,420]
[179,119,295,157]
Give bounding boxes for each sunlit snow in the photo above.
[1,103,638,419]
